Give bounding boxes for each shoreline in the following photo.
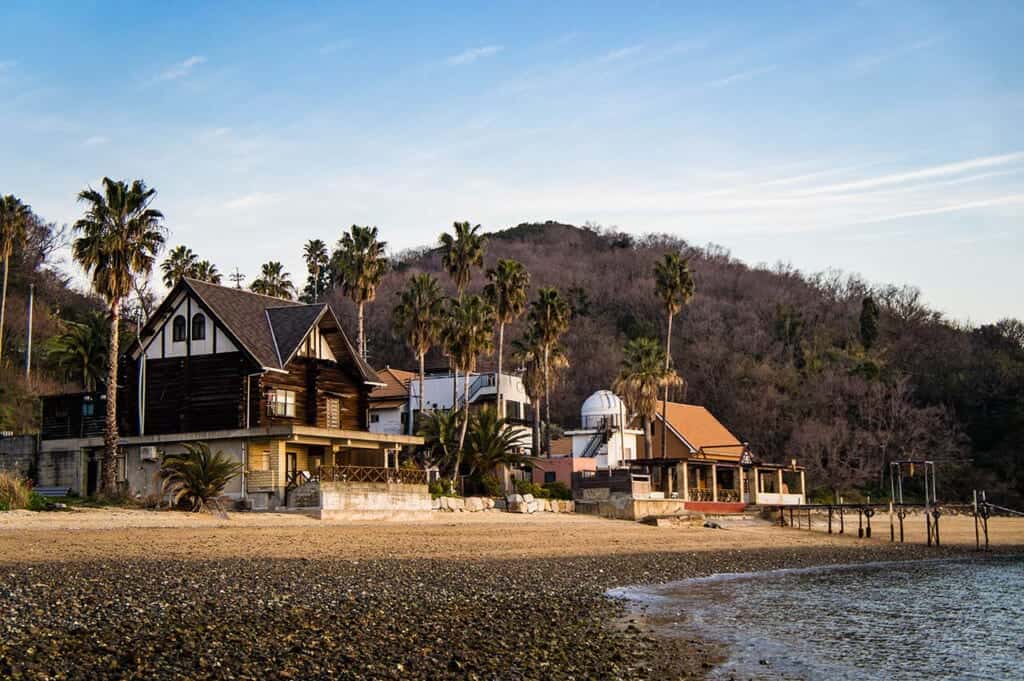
[1,512,1021,679]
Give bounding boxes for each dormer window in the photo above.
[172,315,187,342]
[191,313,206,341]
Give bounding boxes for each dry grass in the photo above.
[0,471,30,511]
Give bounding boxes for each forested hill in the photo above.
[337,221,1024,504]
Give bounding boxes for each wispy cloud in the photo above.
[793,152,1024,196]
[595,45,645,64]
[157,55,207,81]
[82,135,108,147]
[848,195,1024,224]
[319,40,352,55]
[849,37,941,75]
[709,65,777,88]
[445,45,503,66]
[0,60,15,72]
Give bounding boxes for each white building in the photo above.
[564,390,643,469]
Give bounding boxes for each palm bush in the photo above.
[160,442,242,512]
[0,471,30,511]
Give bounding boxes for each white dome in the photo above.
[581,390,624,417]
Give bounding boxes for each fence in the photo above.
[318,465,427,486]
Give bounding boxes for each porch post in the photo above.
[666,464,674,497]
[711,463,718,503]
[739,465,746,502]
[681,461,689,502]
[754,466,760,497]
[800,469,806,500]
[777,468,784,496]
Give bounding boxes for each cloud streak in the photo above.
[709,65,777,87]
[446,45,502,66]
[157,55,207,81]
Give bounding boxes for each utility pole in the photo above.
[25,283,34,381]
[229,268,245,289]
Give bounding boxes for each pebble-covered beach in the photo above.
[0,517,993,681]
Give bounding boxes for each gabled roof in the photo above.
[134,278,380,384]
[655,401,744,454]
[371,366,415,401]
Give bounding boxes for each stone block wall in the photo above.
[0,436,35,479]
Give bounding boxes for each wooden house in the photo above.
[39,278,424,515]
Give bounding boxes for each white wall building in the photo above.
[564,390,643,469]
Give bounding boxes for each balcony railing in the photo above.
[318,465,428,486]
[687,488,740,503]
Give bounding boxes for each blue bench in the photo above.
[33,487,70,498]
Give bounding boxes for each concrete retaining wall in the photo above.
[318,480,431,521]
[0,436,35,479]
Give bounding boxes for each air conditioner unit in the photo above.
[140,446,159,462]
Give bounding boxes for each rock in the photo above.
[484,498,495,510]
[494,498,506,510]
[526,500,539,514]
[448,497,466,512]
[522,494,534,504]
[465,497,484,512]
[549,499,560,513]
[431,497,441,511]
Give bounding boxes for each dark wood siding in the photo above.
[41,393,105,440]
[259,357,368,430]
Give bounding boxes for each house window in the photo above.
[370,413,380,424]
[191,313,206,340]
[81,401,95,417]
[267,389,296,417]
[544,471,557,483]
[172,315,187,342]
[326,398,341,429]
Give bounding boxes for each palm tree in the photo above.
[160,441,242,512]
[302,238,330,303]
[0,195,32,364]
[511,329,568,458]
[332,225,387,359]
[393,273,444,423]
[439,221,485,299]
[439,221,486,404]
[417,409,460,477]
[464,406,529,479]
[653,253,695,457]
[72,177,166,496]
[160,245,199,288]
[528,287,571,456]
[193,260,222,284]
[47,311,109,391]
[612,337,681,459]
[444,294,495,484]
[250,261,294,299]
[483,259,530,417]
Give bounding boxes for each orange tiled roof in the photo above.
[656,401,744,454]
[371,366,415,400]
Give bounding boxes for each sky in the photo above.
[1,1,1021,323]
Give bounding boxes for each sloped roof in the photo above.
[371,366,415,401]
[135,278,379,384]
[267,305,326,364]
[655,401,744,454]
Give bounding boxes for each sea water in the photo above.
[610,557,1024,680]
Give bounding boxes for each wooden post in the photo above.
[666,464,674,497]
[799,469,806,502]
[711,463,718,503]
[682,461,689,502]
[982,491,990,552]
[827,506,833,534]
[753,466,760,504]
[973,490,980,552]
[858,509,864,538]
[788,506,794,528]
[925,510,932,547]
[776,468,784,497]
[739,466,746,503]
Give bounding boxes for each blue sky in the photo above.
[1,1,1021,323]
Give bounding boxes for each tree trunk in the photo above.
[543,346,551,457]
[661,310,673,457]
[357,301,365,359]
[418,350,426,432]
[531,401,541,458]
[643,417,652,459]
[101,299,121,498]
[453,369,471,485]
[0,255,8,364]
[496,322,504,418]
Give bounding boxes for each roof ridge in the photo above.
[185,277,304,305]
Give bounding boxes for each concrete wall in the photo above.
[318,480,431,520]
[531,456,597,487]
[369,406,404,434]
[37,449,83,493]
[120,439,245,503]
[0,435,35,479]
[575,494,689,521]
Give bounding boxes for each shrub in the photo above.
[542,481,572,500]
[27,492,49,512]
[480,474,503,498]
[0,472,30,510]
[514,479,550,498]
[160,441,242,512]
[429,479,455,498]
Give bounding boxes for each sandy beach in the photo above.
[1,509,1021,679]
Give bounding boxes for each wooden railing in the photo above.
[687,488,741,502]
[318,465,427,485]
